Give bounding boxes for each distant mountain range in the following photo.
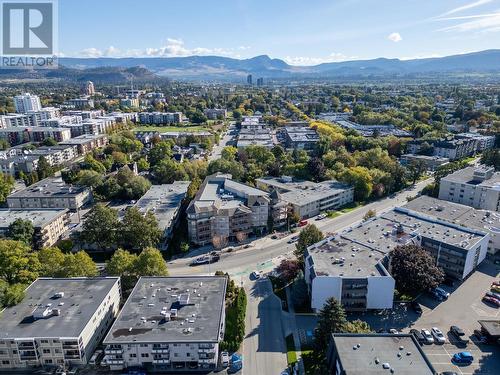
[2,49,500,82]
[57,50,500,81]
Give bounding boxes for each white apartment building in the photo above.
[14,93,42,113]
[256,176,354,219]
[0,277,121,370]
[456,133,496,152]
[103,276,226,373]
[439,166,500,212]
[138,112,183,124]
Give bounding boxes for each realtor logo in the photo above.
[0,0,58,68]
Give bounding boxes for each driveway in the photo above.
[242,278,288,375]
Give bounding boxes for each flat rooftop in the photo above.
[134,182,189,231]
[332,334,436,375]
[306,237,389,278]
[104,276,227,344]
[256,177,352,205]
[341,208,486,253]
[8,177,89,198]
[403,195,499,235]
[59,134,107,144]
[0,278,119,339]
[442,166,500,187]
[0,209,67,229]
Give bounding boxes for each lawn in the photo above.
[285,334,297,366]
[133,125,210,133]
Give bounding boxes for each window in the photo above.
[44,359,53,364]
[43,349,50,354]
[187,353,190,357]
[140,353,149,358]
[40,340,49,344]
[129,354,137,358]
[2,361,9,365]
[140,344,148,348]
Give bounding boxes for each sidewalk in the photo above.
[284,286,305,375]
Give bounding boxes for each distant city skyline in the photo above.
[59,0,500,65]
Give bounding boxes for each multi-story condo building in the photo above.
[439,166,500,212]
[187,174,270,245]
[7,177,93,211]
[0,155,40,176]
[256,176,354,219]
[62,110,105,120]
[279,123,319,150]
[109,112,138,123]
[65,98,95,109]
[120,98,139,108]
[400,154,449,171]
[14,93,42,113]
[59,134,109,155]
[138,112,183,125]
[0,108,60,128]
[84,81,95,96]
[404,195,500,255]
[0,127,71,146]
[203,109,227,120]
[134,182,189,247]
[0,209,69,248]
[40,115,83,127]
[433,137,477,160]
[0,277,121,370]
[0,114,32,128]
[455,132,496,152]
[102,276,226,373]
[305,202,490,312]
[327,334,437,375]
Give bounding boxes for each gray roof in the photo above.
[104,276,227,344]
[256,177,352,206]
[134,182,189,232]
[442,166,500,188]
[331,334,436,375]
[59,134,107,145]
[306,237,389,278]
[0,277,119,339]
[0,209,67,229]
[8,177,89,198]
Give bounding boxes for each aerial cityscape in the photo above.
[0,1,499,375]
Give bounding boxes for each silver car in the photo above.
[432,327,446,344]
[421,329,434,344]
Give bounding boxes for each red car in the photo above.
[298,220,308,227]
[482,295,500,307]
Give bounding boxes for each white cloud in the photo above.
[73,38,243,58]
[387,32,402,42]
[441,0,492,16]
[284,52,353,66]
[437,12,500,32]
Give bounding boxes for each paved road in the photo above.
[168,178,432,278]
[243,279,288,375]
[208,121,236,162]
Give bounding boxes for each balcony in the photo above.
[153,359,170,364]
[105,348,123,355]
[151,348,169,354]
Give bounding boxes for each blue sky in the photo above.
[58,0,500,65]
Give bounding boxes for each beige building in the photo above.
[439,166,500,212]
[187,174,270,246]
[0,277,121,370]
[0,209,69,249]
[7,177,93,211]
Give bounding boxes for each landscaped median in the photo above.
[220,277,247,352]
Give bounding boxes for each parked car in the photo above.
[190,256,210,266]
[316,213,327,220]
[440,372,458,375]
[432,327,446,344]
[491,283,500,293]
[429,289,444,301]
[287,236,299,244]
[220,351,230,367]
[443,276,455,287]
[389,328,400,334]
[421,329,434,344]
[251,270,261,280]
[411,301,422,314]
[450,326,465,338]
[473,329,488,343]
[298,220,308,227]
[452,351,473,365]
[434,287,450,299]
[483,295,500,307]
[89,349,103,365]
[410,329,425,344]
[485,291,500,300]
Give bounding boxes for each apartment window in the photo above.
[129,354,137,358]
[141,353,149,358]
[174,353,178,357]
[187,353,190,357]
[40,340,49,344]
[140,344,148,348]
[2,361,9,365]
[43,349,50,354]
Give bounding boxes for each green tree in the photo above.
[0,239,40,284]
[37,247,65,277]
[41,137,58,146]
[148,141,173,166]
[186,177,202,200]
[120,207,162,250]
[79,204,119,249]
[82,154,106,174]
[0,173,14,204]
[58,251,98,277]
[1,283,26,307]
[152,159,188,184]
[344,319,372,333]
[338,166,373,201]
[363,209,376,221]
[7,219,34,245]
[136,158,150,172]
[134,247,168,276]
[207,158,244,181]
[314,297,347,353]
[76,169,104,189]
[221,146,238,161]
[36,156,54,180]
[295,224,324,259]
[390,244,444,294]
[106,249,138,290]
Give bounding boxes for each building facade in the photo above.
[14,93,42,113]
[0,277,121,370]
